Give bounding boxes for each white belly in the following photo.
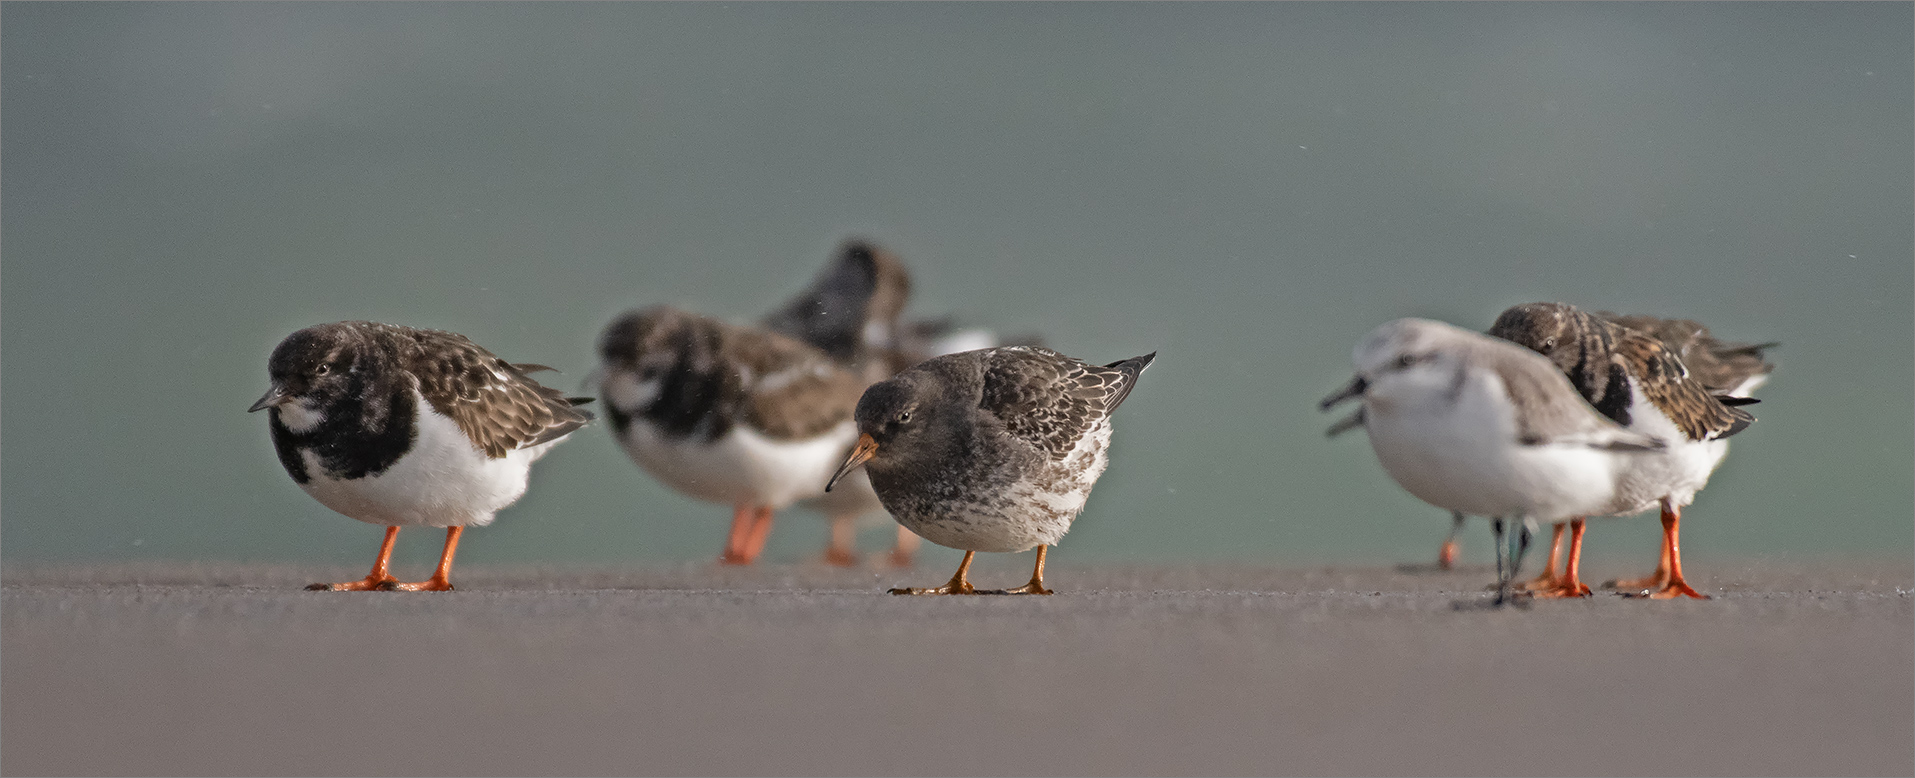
[618,417,859,511]
[895,421,1111,554]
[1363,374,1623,522]
[1600,383,1731,517]
[297,394,563,528]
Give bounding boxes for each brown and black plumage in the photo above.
[249,321,592,591]
[1489,303,1753,443]
[1596,312,1776,397]
[827,346,1155,595]
[761,240,913,382]
[597,305,875,565]
[1488,302,1767,599]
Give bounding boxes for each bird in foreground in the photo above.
[250,321,593,591]
[827,346,1155,595]
[1330,310,1774,575]
[1487,303,1761,599]
[1321,318,1662,601]
[596,305,870,565]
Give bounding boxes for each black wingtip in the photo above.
[1715,396,1761,407]
[567,396,596,407]
[1106,351,1157,373]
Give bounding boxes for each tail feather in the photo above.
[1102,352,1157,412]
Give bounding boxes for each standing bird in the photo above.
[1594,311,1773,591]
[826,346,1154,595]
[1488,303,1760,599]
[596,306,871,565]
[249,322,593,591]
[1321,318,1662,602]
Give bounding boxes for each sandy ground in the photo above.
[3,558,1910,777]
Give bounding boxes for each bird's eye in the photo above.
[1540,337,1557,352]
[897,410,912,423]
[315,364,331,376]
[1394,354,1417,369]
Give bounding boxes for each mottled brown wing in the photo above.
[981,347,1151,461]
[1611,331,1754,441]
[399,327,594,458]
[1597,312,1775,396]
[728,326,866,441]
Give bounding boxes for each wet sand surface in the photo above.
[4,559,1910,777]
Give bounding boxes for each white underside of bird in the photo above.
[1363,361,1634,523]
[903,419,1111,554]
[1598,380,1732,518]
[290,390,566,528]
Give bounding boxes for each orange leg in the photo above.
[888,526,920,568]
[1437,512,1464,570]
[891,550,978,595]
[994,545,1054,595]
[720,504,756,565]
[1518,523,1566,591]
[1607,531,1672,591]
[824,514,859,567]
[1637,502,1708,600]
[385,527,462,592]
[734,505,776,564]
[308,526,402,591]
[1533,519,1593,598]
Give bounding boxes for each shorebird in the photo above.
[596,305,870,565]
[827,346,1154,595]
[1321,318,1662,601]
[1488,303,1762,599]
[250,322,592,591]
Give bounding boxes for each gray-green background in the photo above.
[5,2,1909,571]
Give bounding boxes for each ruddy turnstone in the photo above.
[1593,311,1773,591]
[596,305,871,565]
[825,346,1155,595]
[249,322,593,591]
[1488,303,1761,599]
[1321,318,1663,601]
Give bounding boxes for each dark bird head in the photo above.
[825,368,948,492]
[1487,302,1590,375]
[250,323,372,414]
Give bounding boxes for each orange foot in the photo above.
[1633,580,1709,600]
[887,548,916,568]
[306,575,397,591]
[1437,540,1459,570]
[718,552,753,566]
[380,578,454,592]
[1517,571,1562,592]
[1530,580,1593,599]
[824,547,859,567]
